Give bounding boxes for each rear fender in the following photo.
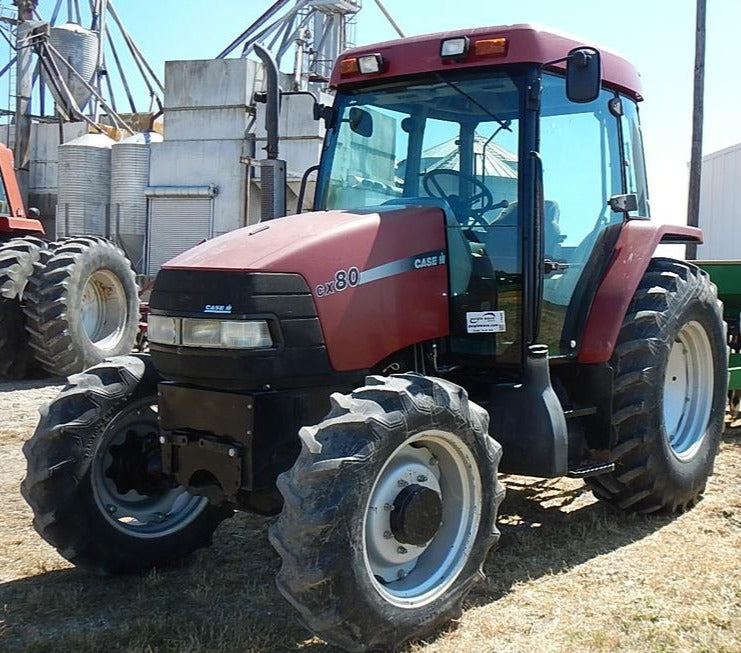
[577,221,702,364]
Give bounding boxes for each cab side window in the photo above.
[538,74,623,355]
[621,98,650,217]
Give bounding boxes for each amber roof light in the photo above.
[474,37,508,58]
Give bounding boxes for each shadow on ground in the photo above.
[473,478,673,605]
[722,427,741,446]
[0,474,680,653]
[0,376,64,393]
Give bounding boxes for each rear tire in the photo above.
[586,258,727,513]
[21,354,231,574]
[23,237,138,376]
[0,236,47,378]
[269,373,505,651]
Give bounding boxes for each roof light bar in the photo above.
[440,36,469,60]
[358,54,384,74]
[340,57,360,77]
[474,37,509,58]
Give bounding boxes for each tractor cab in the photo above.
[315,26,650,366]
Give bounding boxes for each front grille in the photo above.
[150,270,323,348]
[149,269,339,389]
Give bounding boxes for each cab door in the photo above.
[443,116,523,364]
[537,73,625,356]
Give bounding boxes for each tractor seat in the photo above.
[488,200,563,257]
[471,200,562,276]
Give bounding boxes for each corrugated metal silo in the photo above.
[111,131,163,273]
[56,132,114,237]
[49,23,99,111]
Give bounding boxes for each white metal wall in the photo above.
[698,143,741,260]
[147,196,213,274]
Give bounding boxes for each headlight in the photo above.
[148,315,179,345]
[182,319,221,347]
[220,320,272,348]
[149,316,273,349]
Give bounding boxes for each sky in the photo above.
[3,0,740,226]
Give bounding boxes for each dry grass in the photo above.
[1,379,740,653]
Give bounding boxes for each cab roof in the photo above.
[330,24,642,101]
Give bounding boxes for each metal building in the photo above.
[697,143,741,260]
[144,57,328,275]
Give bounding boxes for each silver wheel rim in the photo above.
[80,269,128,350]
[662,320,714,461]
[362,430,482,608]
[91,401,209,538]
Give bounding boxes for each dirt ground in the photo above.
[1,378,740,653]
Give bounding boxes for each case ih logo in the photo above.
[414,252,445,268]
[204,304,233,314]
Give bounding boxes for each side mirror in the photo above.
[566,47,601,103]
[608,193,638,214]
[313,103,335,129]
[27,207,41,218]
[348,107,373,138]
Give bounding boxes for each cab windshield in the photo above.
[316,70,524,222]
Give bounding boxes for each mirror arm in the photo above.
[541,46,600,71]
[540,55,569,70]
[277,90,336,129]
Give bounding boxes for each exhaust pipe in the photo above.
[253,44,286,220]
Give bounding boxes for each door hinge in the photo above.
[544,259,569,275]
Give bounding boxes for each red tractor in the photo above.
[0,142,46,377]
[22,25,727,652]
[0,143,138,379]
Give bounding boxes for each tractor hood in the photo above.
[161,206,450,371]
[165,207,444,278]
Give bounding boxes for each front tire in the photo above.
[21,354,231,574]
[587,258,727,513]
[269,374,505,652]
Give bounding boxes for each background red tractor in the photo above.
[0,142,139,379]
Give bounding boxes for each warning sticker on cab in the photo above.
[466,311,506,333]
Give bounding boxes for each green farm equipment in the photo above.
[696,260,741,393]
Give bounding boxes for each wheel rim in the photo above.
[80,269,128,350]
[91,399,209,538]
[362,430,482,608]
[662,320,714,461]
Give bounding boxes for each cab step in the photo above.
[566,461,615,478]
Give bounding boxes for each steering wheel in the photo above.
[422,169,496,226]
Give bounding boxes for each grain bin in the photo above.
[56,132,114,237]
[111,131,162,273]
[49,23,99,111]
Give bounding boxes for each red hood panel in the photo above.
[165,207,450,371]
